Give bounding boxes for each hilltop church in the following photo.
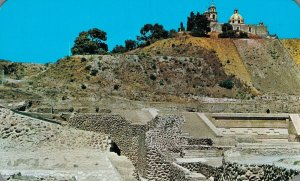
[203,2,269,37]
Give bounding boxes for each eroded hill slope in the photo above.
[234,39,300,95]
[281,39,300,67]
[29,54,248,105]
[135,35,259,94]
[136,35,300,95]
[2,35,300,110]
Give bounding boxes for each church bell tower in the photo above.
[208,1,218,22]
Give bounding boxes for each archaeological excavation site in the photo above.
[1,0,300,180]
[1,36,300,181]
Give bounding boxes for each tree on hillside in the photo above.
[222,23,233,32]
[187,12,211,37]
[111,45,127,54]
[137,23,169,46]
[168,29,178,38]
[219,23,235,38]
[179,22,185,31]
[125,40,138,51]
[187,12,196,31]
[71,28,108,55]
[219,23,249,38]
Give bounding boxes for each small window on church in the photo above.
[249,27,252,32]
[238,20,240,24]
[237,27,240,31]
[213,15,215,19]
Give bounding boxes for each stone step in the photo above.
[183,150,221,158]
[237,142,300,147]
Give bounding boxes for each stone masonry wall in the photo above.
[180,162,300,181]
[69,114,147,176]
[69,113,300,181]
[214,162,299,181]
[69,114,189,180]
[144,115,188,180]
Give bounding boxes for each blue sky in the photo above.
[0,0,299,63]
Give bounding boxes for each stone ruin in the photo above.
[69,113,300,180]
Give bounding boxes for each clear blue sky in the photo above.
[0,0,299,63]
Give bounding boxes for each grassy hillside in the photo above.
[135,34,257,94]
[2,35,300,111]
[0,60,46,80]
[29,53,249,106]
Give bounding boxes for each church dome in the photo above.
[229,9,244,24]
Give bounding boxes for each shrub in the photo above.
[111,45,127,54]
[90,69,98,76]
[69,107,74,112]
[150,74,157,81]
[113,84,120,90]
[81,84,87,89]
[239,32,249,38]
[81,57,87,62]
[85,65,92,71]
[219,79,234,89]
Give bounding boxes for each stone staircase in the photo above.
[183,149,222,158]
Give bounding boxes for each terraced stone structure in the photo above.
[69,113,300,180]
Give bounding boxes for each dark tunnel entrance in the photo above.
[110,141,121,156]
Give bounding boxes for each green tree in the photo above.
[219,23,249,38]
[125,40,138,51]
[187,12,196,31]
[112,45,127,54]
[187,12,211,37]
[137,23,169,46]
[219,23,235,38]
[222,23,233,32]
[71,28,108,55]
[168,29,178,38]
[180,22,185,31]
[239,31,249,38]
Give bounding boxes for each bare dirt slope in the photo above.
[234,39,300,95]
[137,35,255,92]
[281,39,300,67]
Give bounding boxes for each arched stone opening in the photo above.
[110,141,121,156]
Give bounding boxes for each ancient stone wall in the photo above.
[144,115,189,180]
[69,113,299,180]
[214,163,299,181]
[180,162,299,181]
[69,114,189,180]
[182,137,214,146]
[69,114,147,174]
